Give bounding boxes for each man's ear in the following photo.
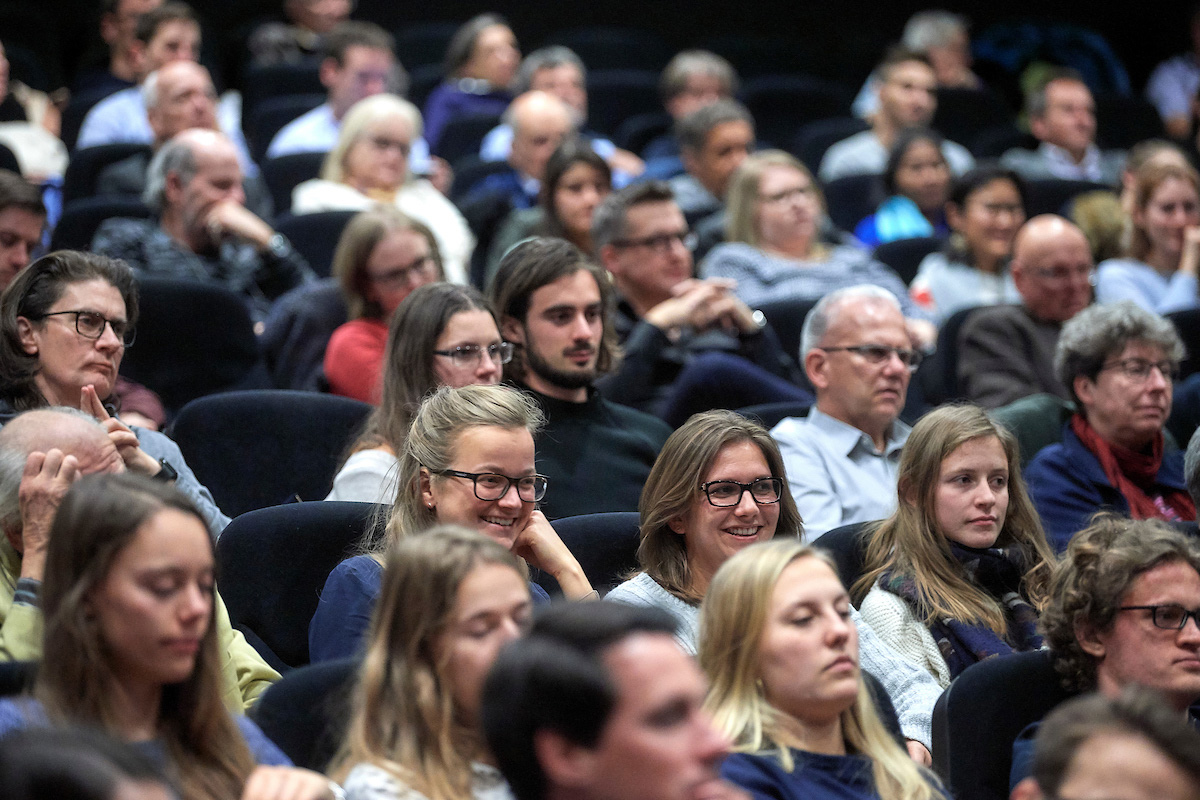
[318,57,340,90]
[164,169,186,205]
[15,317,38,356]
[502,316,525,345]
[533,728,598,791]
[1074,619,1106,659]
[598,243,620,276]
[1029,115,1048,143]
[804,348,829,390]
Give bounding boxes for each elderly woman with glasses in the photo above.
[310,383,593,663]
[291,93,474,284]
[1025,301,1192,551]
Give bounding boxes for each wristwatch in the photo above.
[152,458,179,483]
[265,233,290,259]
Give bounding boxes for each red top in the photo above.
[323,317,388,403]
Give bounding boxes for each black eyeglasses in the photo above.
[433,342,514,368]
[368,255,436,289]
[610,230,698,253]
[431,469,548,502]
[1117,604,1200,631]
[700,477,783,507]
[819,344,923,370]
[36,310,134,347]
[1098,358,1179,382]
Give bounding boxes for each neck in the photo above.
[621,286,671,320]
[106,676,163,742]
[32,375,72,408]
[975,251,1002,275]
[762,236,816,261]
[773,710,846,756]
[817,402,890,451]
[1144,248,1180,275]
[873,119,898,151]
[159,209,204,254]
[1058,143,1088,165]
[523,373,588,403]
[110,52,139,83]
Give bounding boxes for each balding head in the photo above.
[1011,215,1094,323]
[0,408,124,533]
[507,90,575,181]
[144,60,217,143]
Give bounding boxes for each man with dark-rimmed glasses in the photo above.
[772,284,920,540]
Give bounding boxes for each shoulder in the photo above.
[292,180,368,213]
[328,319,388,348]
[345,763,428,800]
[770,416,818,449]
[597,397,673,441]
[0,697,46,738]
[605,573,662,606]
[327,554,384,588]
[131,428,183,461]
[236,715,292,765]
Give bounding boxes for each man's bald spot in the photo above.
[0,409,112,462]
[1012,214,1091,266]
[172,126,235,159]
[510,90,573,135]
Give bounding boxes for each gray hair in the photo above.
[1185,427,1200,509]
[140,69,162,110]
[1054,301,1185,408]
[0,407,102,532]
[674,98,753,154]
[591,180,675,253]
[800,284,902,360]
[513,46,586,95]
[1026,67,1087,119]
[143,135,199,212]
[901,10,969,51]
[659,50,739,103]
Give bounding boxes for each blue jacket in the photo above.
[1025,424,1188,553]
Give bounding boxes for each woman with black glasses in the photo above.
[310,383,593,662]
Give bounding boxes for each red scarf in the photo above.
[1071,413,1196,522]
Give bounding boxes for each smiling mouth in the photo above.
[725,527,760,538]
[483,516,515,527]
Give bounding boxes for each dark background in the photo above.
[1,0,1194,97]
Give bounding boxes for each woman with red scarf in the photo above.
[1026,301,1194,551]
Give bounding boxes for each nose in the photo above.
[973,482,998,509]
[1177,612,1200,643]
[496,481,524,510]
[732,486,760,516]
[1146,365,1171,390]
[180,582,211,624]
[97,321,124,350]
[569,312,593,341]
[476,351,501,381]
[826,609,852,645]
[7,243,29,271]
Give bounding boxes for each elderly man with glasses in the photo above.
[959,215,1095,409]
[1025,301,1192,552]
[772,284,920,540]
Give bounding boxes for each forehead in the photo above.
[363,113,413,139]
[899,140,943,162]
[51,279,127,315]
[886,60,935,85]
[1046,80,1092,106]
[476,24,516,50]
[771,556,844,608]
[527,268,600,310]
[624,200,685,235]
[191,142,241,176]
[758,164,809,191]
[161,65,211,95]
[1120,558,1200,606]
[824,297,906,340]
[149,19,198,45]
[341,45,393,71]
[603,633,702,714]
[532,63,583,86]
[704,120,752,149]
[0,206,44,236]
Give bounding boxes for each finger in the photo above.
[109,430,141,453]
[22,451,47,478]
[56,455,80,484]
[81,385,109,420]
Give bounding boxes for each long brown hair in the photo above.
[36,473,255,800]
[330,527,526,799]
[853,404,1056,635]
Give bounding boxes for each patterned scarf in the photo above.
[1070,413,1196,522]
[881,543,1043,679]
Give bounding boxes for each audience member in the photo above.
[771,286,919,539]
[1010,515,1200,782]
[1146,5,1200,140]
[705,151,934,333]
[643,50,739,162]
[0,727,173,800]
[1000,70,1125,185]
[76,2,251,173]
[592,180,804,420]
[853,404,1055,688]
[480,46,643,179]
[1012,688,1200,800]
[1025,302,1191,550]
[1096,161,1200,313]
[1118,139,1192,213]
[1187,424,1200,508]
[0,417,268,706]
[0,473,332,799]
[248,0,352,66]
[463,90,575,212]
[329,527,530,800]
[322,207,443,403]
[265,21,401,158]
[487,137,612,283]
[820,47,974,182]
[95,60,273,218]
[488,237,671,518]
[0,252,228,533]
[291,94,474,282]
[325,282,507,504]
[74,0,162,96]
[0,40,63,148]
[309,384,592,662]
[669,99,754,221]
[958,215,1093,408]
[92,129,314,319]
[422,14,519,151]
[482,602,735,800]
[699,539,944,792]
[853,127,951,248]
[910,165,1026,323]
[852,11,983,119]
[605,410,943,756]
[0,170,45,289]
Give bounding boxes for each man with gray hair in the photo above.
[771,284,921,539]
[0,407,277,708]
[641,50,739,163]
[91,128,313,319]
[668,99,754,221]
[480,46,643,178]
